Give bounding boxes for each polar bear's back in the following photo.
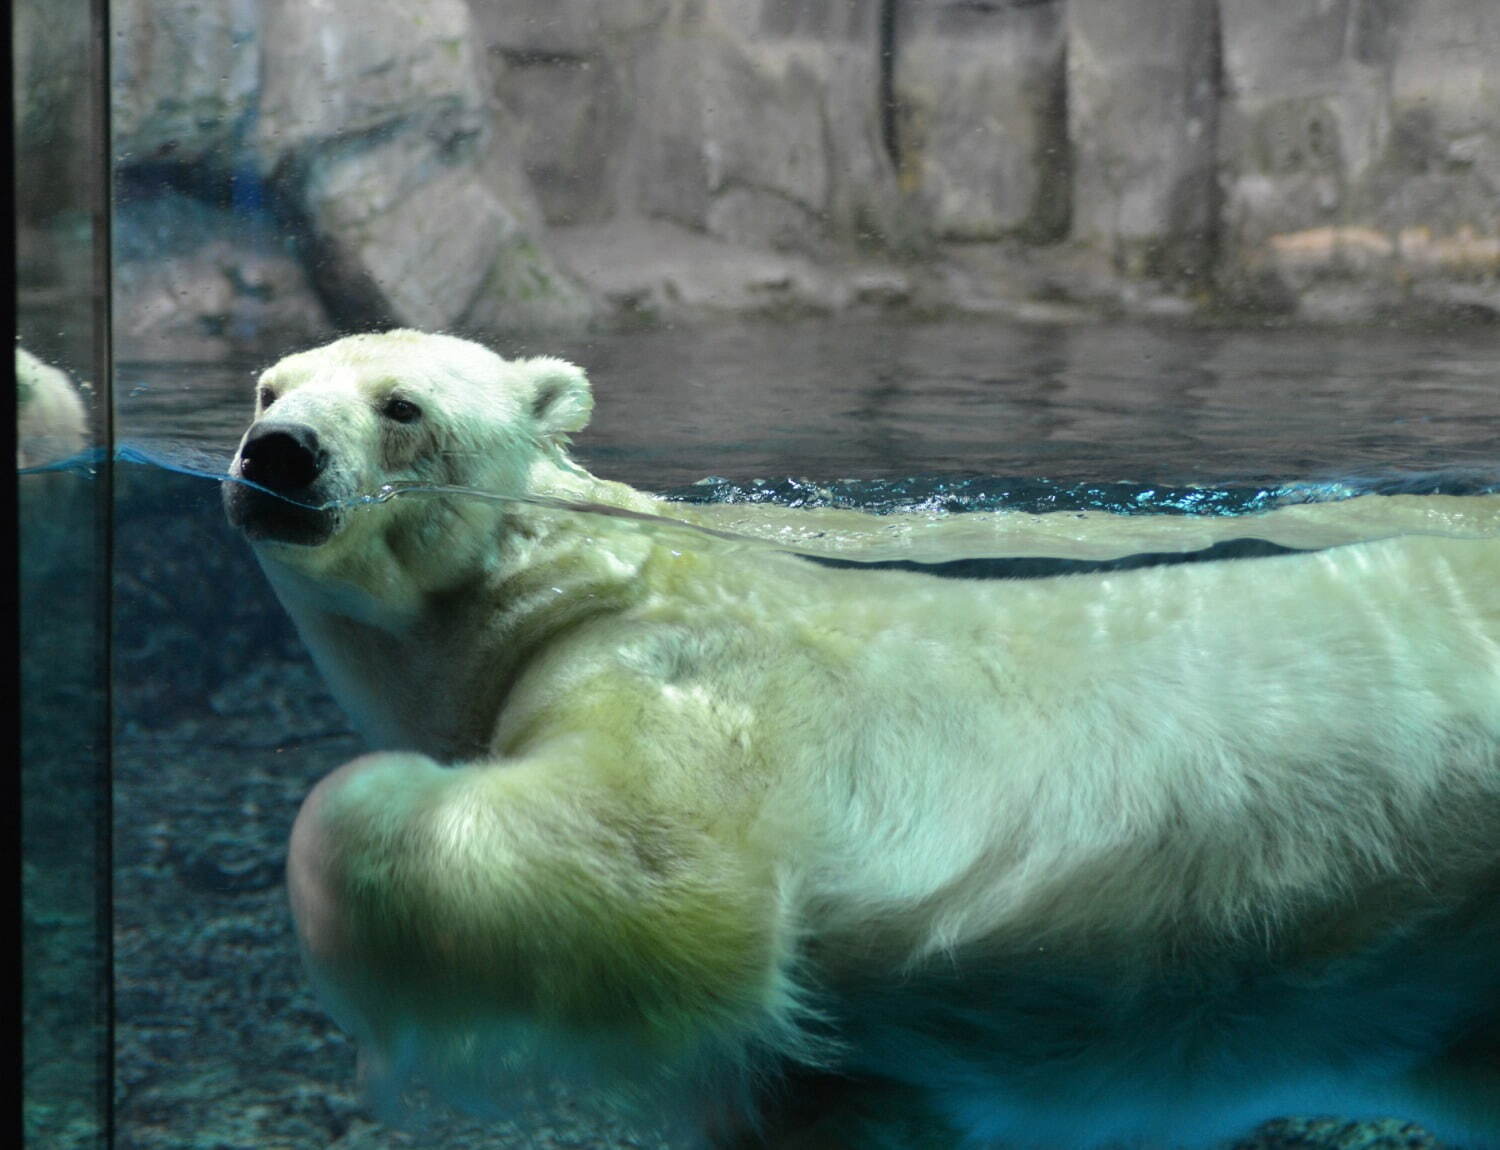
[780,532,1500,944]
[748,531,1500,1147]
[490,529,1500,971]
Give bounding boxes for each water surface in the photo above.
[117,318,1500,496]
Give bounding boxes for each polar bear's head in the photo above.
[223,330,593,559]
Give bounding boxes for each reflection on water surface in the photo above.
[117,317,1500,491]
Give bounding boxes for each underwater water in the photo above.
[25,317,1500,1149]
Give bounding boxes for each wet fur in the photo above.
[228,331,1500,1148]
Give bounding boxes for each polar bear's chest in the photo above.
[258,556,488,757]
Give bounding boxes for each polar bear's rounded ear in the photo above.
[522,357,594,439]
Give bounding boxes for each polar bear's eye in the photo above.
[381,397,422,424]
[258,386,277,409]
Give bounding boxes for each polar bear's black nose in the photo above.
[239,422,325,493]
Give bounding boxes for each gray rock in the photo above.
[1218,1,1393,257]
[1232,1114,1441,1150]
[628,2,901,253]
[487,50,630,225]
[634,10,827,247]
[256,0,486,175]
[469,0,672,226]
[113,189,333,362]
[894,0,1069,242]
[548,217,844,321]
[259,0,592,333]
[90,0,1500,334]
[757,0,877,40]
[1066,0,1220,281]
[746,0,899,249]
[457,227,601,335]
[1218,0,1500,318]
[548,215,928,326]
[468,0,673,57]
[297,130,516,329]
[111,0,260,171]
[296,127,591,333]
[814,29,910,250]
[1391,1,1500,188]
[1385,0,1500,258]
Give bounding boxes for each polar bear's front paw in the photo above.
[288,750,450,969]
[286,745,807,1118]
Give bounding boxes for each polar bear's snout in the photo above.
[224,420,343,546]
[238,422,327,493]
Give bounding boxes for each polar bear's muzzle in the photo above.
[224,420,343,546]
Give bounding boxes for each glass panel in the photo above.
[104,4,1500,1150]
[17,0,113,1146]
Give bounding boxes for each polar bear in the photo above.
[225,330,1500,1149]
[16,347,87,468]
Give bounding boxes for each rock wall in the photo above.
[1066,0,1221,281]
[471,0,1498,323]
[1218,0,1500,319]
[479,1,904,249]
[22,0,1500,356]
[897,0,1070,243]
[107,0,590,359]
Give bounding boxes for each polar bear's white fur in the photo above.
[16,347,87,468]
[226,331,1500,1149]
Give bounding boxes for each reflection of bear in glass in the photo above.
[16,347,88,470]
